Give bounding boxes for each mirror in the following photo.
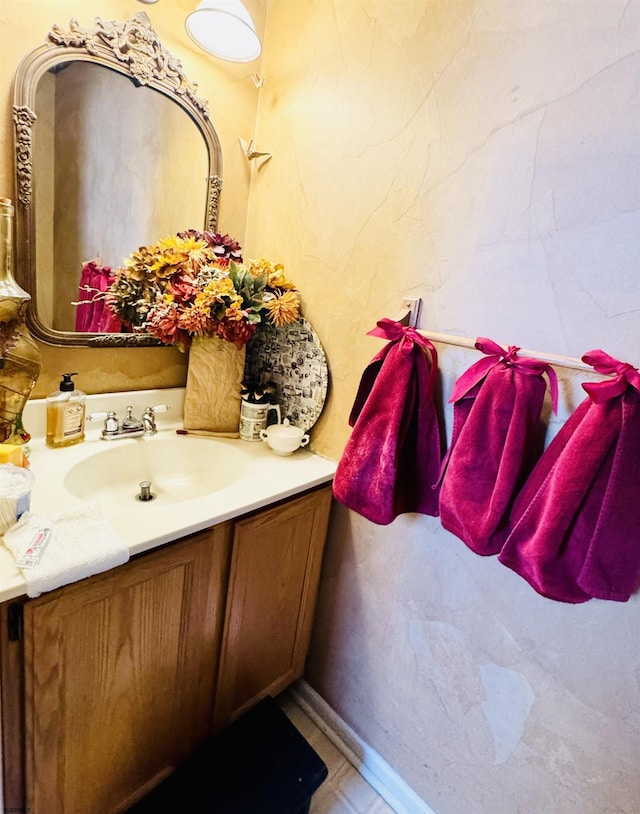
[12,12,222,346]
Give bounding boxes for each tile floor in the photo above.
[278,693,397,814]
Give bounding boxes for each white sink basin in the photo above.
[13,388,336,575]
[64,434,248,505]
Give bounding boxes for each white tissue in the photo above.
[0,466,34,533]
[3,504,130,598]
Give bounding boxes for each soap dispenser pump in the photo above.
[46,373,86,448]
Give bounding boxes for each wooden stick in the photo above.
[175,429,240,439]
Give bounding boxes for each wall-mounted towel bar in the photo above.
[392,298,597,374]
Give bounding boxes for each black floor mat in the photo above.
[128,695,328,813]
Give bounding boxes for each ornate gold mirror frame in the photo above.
[13,12,222,347]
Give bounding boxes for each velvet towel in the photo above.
[438,338,558,555]
[75,260,122,333]
[498,349,640,603]
[332,319,442,525]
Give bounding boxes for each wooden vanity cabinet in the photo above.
[214,486,332,727]
[0,486,332,814]
[1,522,233,814]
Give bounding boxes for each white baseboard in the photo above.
[287,680,437,814]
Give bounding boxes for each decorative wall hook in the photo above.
[392,297,422,328]
[239,136,272,163]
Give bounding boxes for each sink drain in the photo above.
[136,480,156,502]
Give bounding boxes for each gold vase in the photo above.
[0,197,42,444]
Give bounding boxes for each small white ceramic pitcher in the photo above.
[239,401,281,442]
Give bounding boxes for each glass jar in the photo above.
[0,197,41,445]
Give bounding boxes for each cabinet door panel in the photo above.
[23,524,231,814]
[215,487,332,726]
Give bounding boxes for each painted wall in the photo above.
[248,2,640,813]
[0,0,265,397]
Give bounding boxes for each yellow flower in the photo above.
[150,250,186,278]
[194,290,216,311]
[123,246,158,281]
[247,258,271,277]
[265,290,300,326]
[247,258,297,290]
[269,265,296,290]
[158,235,209,270]
[203,276,236,299]
[158,234,199,253]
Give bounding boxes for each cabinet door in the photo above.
[214,487,332,727]
[22,523,231,814]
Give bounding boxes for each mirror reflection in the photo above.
[13,12,222,346]
[35,61,209,333]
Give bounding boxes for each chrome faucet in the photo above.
[142,407,157,436]
[87,404,169,440]
[141,404,170,436]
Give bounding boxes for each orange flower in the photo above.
[177,303,216,336]
[265,290,300,326]
[224,303,246,322]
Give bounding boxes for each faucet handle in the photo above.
[141,405,169,437]
[87,411,119,433]
[86,411,108,422]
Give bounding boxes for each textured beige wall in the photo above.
[249,2,640,813]
[0,0,265,397]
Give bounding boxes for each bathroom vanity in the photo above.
[0,389,336,814]
[4,14,337,809]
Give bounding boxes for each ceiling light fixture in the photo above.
[185,1,261,63]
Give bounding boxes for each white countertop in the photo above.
[0,388,336,603]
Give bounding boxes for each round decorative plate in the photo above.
[244,317,329,432]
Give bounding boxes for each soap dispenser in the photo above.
[46,373,86,448]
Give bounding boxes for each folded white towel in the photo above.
[3,503,130,598]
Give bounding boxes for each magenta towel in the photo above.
[75,262,97,332]
[438,338,558,555]
[332,319,443,525]
[498,349,640,603]
[75,261,122,333]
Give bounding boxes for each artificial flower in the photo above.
[104,231,300,350]
[264,290,301,327]
[248,259,297,291]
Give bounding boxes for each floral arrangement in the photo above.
[105,230,300,351]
